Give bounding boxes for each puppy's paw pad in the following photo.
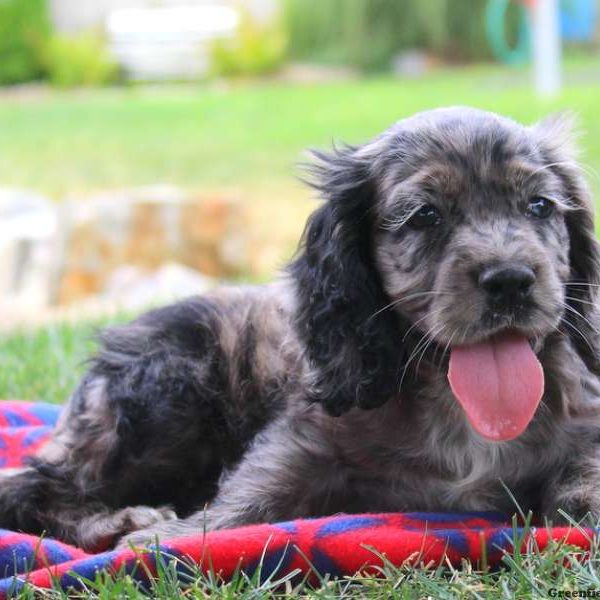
[118,506,177,531]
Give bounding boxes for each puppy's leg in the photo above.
[117,414,348,547]
[0,297,283,549]
[0,305,243,548]
[0,378,180,550]
[0,377,117,546]
[0,467,175,551]
[542,448,600,524]
[76,506,177,550]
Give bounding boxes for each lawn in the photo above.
[1,58,600,201]
[2,59,600,596]
[0,318,111,403]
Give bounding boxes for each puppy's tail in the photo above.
[0,461,104,540]
[0,466,53,533]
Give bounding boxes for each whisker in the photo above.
[525,160,598,185]
[435,327,459,371]
[414,324,446,376]
[380,204,426,231]
[560,316,596,354]
[564,295,598,308]
[560,302,599,334]
[404,328,437,370]
[368,291,452,322]
[572,159,600,184]
[524,161,569,181]
[401,306,447,342]
[398,322,446,392]
[397,330,431,392]
[565,282,600,288]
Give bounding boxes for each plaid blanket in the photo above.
[0,401,594,596]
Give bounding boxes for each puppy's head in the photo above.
[291,107,600,435]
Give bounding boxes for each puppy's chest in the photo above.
[382,384,561,498]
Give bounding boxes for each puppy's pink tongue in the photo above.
[448,332,544,441]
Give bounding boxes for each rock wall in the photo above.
[0,186,248,312]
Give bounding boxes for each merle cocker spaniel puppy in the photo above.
[2,107,600,551]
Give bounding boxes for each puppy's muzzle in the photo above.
[478,263,536,311]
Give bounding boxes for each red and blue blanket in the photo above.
[0,401,594,596]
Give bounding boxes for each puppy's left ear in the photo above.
[289,143,403,416]
[534,113,600,373]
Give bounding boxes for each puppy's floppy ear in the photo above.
[534,113,600,373]
[289,143,403,416]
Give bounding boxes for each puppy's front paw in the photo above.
[543,488,600,526]
[79,506,177,551]
[116,517,204,550]
[116,527,161,550]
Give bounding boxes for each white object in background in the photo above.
[103,263,215,310]
[531,0,562,97]
[106,5,240,80]
[0,189,58,307]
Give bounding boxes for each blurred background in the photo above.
[0,0,599,336]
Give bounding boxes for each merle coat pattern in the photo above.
[2,107,600,551]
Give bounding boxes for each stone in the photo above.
[0,188,58,309]
[102,262,215,310]
[55,186,247,305]
[391,50,434,78]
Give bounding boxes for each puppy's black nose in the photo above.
[479,264,536,307]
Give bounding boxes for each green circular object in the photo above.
[485,0,531,65]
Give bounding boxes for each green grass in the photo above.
[0,319,113,404]
[0,59,600,200]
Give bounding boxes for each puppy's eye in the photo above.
[406,204,442,229]
[526,197,554,219]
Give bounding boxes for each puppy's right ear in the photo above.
[533,113,600,374]
[288,144,403,416]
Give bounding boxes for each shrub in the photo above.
[0,0,51,85]
[210,15,287,78]
[43,34,119,88]
[283,0,522,71]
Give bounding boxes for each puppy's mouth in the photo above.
[447,330,544,442]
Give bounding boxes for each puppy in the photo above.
[1,107,600,551]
